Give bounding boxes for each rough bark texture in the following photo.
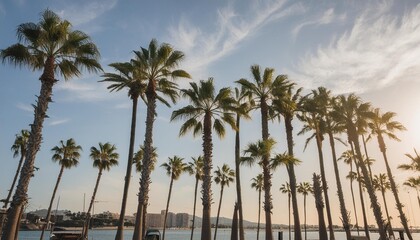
[133,80,156,240]
[355,164,370,240]
[257,189,261,240]
[83,168,103,239]
[214,185,224,240]
[381,189,394,237]
[260,99,273,240]
[162,177,174,240]
[313,174,328,240]
[201,112,213,240]
[40,165,65,240]
[2,57,55,240]
[377,134,413,240]
[284,116,302,240]
[327,130,351,240]
[190,178,199,240]
[115,97,138,240]
[234,115,245,240]
[230,203,238,240]
[362,135,374,182]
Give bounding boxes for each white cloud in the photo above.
[292,8,337,38]
[16,103,33,112]
[289,2,420,94]
[55,78,117,102]
[166,0,303,79]
[48,118,70,126]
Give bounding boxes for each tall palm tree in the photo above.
[171,78,236,240]
[39,139,82,240]
[251,174,264,240]
[232,87,252,240]
[213,164,235,240]
[161,156,189,240]
[280,182,292,240]
[132,39,190,240]
[399,149,420,172]
[0,10,102,239]
[0,130,30,235]
[373,173,394,237]
[188,156,204,240]
[368,108,412,240]
[332,94,387,240]
[272,79,303,240]
[312,174,328,240]
[101,61,147,240]
[298,94,335,240]
[297,182,313,240]
[82,142,119,239]
[237,65,286,240]
[403,177,420,209]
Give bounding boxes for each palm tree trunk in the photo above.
[115,97,138,240]
[162,177,174,240]
[327,130,351,240]
[417,190,420,209]
[134,81,156,240]
[355,165,370,240]
[235,115,245,240]
[14,205,24,240]
[2,58,55,240]
[257,189,261,240]
[348,159,360,235]
[314,128,335,240]
[231,203,238,240]
[304,195,307,240]
[362,135,373,182]
[313,174,328,240]
[288,194,291,240]
[377,135,413,240]
[190,178,199,240]
[40,165,65,240]
[284,117,302,240]
[260,99,273,240]
[201,112,213,240]
[83,168,103,239]
[0,153,26,235]
[381,190,394,237]
[214,185,224,240]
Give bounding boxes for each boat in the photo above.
[50,227,83,240]
[144,229,161,240]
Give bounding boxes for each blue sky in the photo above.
[1,0,420,227]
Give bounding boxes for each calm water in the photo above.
[17,229,420,240]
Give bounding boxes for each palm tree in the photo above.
[272,79,303,240]
[0,10,102,239]
[132,39,190,240]
[403,177,420,209]
[0,130,30,235]
[399,149,420,172]
[160,156,189,240]
[83,142,119,239]
[171,78,236,240]
[101,61,147,240]
[280,182,292,240]
[332,94,387,240]
[312,173,328,240]
[368,108,412,240]
[213,164,235,240]
[237,65,285,240]
[39,139,82,240]
[232,87,252,240]
[373,174,394,237]
[298,94,335,240]
[250,174,264,240]
[188,156,204,240]
[297,182,313,240]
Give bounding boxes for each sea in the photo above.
[16,229,420,240]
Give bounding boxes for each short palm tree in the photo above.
[101,61,147,240]
[39,139,82,240]
[0,130,30,235]
[399,149,420,172]
[132,39,190,240]
[373,173,394,237]
[297,182,313,240]
[161,156,189,240]
[368,108,412,240]
[0,10,101,239]
[403,177,420,209]
[237,65,286,240]
[188,156,204,240]
[83,142,119,239]
[280,182,292,240]
[251,174,264,240]
[213,164,235,240]
[171,78,236,240]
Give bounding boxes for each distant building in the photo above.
[147,213,162,228]
[176,213,189,228]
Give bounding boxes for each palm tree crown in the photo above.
[11,130,30,158]
[51,138,82,169]
[90,142,119,171]
[399,149,420,172]
[214,164,235,188]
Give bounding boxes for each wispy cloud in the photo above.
[54,0,118,27]
[289,2,420,94]
[292,8,339,38]
[55,77,120,102]
[48,118,70,126]
[16,103,33,112]
[166,0,304,78]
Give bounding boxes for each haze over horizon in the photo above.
[1,0,420,228]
